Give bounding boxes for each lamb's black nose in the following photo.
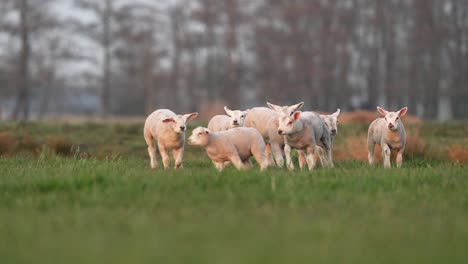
[233,120,238,125]
[331,129,336,134]
[278,129,283,135]
[180,126,186,130]
[388,123,394,129]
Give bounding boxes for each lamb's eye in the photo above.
[396,117,399,120]
[241,115,244,118]
[288,121,293,125]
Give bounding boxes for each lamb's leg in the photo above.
[243,160,253,169]
[265,143,275,166]
[284,144,294,170]
[306,145,317,170]
[213,161,225,171]
[252,146,268,171]
[230,154,245,170]
[173,147,184,169]
[271,143,284,168]
[325,140,334,168]
[315,146,328,167]
[144,132,158,169]
[298,150,306,170]
[367,139,375,165]
[158,142,170,169]
[396,147,405,168]
[382,144,391,169]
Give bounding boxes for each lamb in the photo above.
[367,106,408,168]
[188,127,268,171]
[207,106,248,132]
[143,109,198,169]
[320,109,341,139]
[243,104,303,167]
[268,104,331,170]
[312,108,341,167]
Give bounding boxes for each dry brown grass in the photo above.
[333,136,378,162]
[0,132,15,155]
[46,137,74,156]
[447,146,468,163]
[338,110,421,125]
[16,133,40,153]
[333,133,426,162]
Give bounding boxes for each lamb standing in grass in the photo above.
[320,109,341,140]
[188,127,268,171]
[207,106,248,132]
[243,104,303,167]
[367,106,408,168]
[268,104,331,170]
[144,109,198,169]
[312,108,341,167]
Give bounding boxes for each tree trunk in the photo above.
[38,69,54,119]
[101,0,112,117]
[12,0,30,121]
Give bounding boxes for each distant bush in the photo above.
[0,132,15,155]
[46,137,74,156]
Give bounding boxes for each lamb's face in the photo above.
[162,112,198,134]
[224,107,247,128]
[267,102,304,117]
[277,111,301,136]
[321,109,340,136]
[188,127,210,146]
[377,106,407,131]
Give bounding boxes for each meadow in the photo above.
[0,121,467,263]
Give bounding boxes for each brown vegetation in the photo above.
[0,133,15,154]
[338,111,421,125]
[46,137,74,156]
[447,146,468,163]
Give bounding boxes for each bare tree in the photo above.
[75,0,114,116]
[11,0,31,121]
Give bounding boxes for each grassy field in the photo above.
[0,122,467,263]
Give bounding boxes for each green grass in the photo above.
[0,122,467,263]
[0,156,467,264]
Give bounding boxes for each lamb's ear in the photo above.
[333,108,341,117]
[377,106,388,116]
[292,111,301,121]
[162,117,175,123]
[242,111,248,116]
[184,112,198,121]
[398,107,408,117]
[291,102,304,112]
[223,106,232,116]
[267,102,281,111]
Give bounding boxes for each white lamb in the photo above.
[243,103,303,167]
[207,106,248,132]
[368,106,408,168]
[269,104,332,170]
[313,108,341,167]
[144,109,198,169]
[320,109,341,139]
[188,127,268,171]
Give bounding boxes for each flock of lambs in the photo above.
[143,102,408,171]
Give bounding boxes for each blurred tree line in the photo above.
[0,0,467,120]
